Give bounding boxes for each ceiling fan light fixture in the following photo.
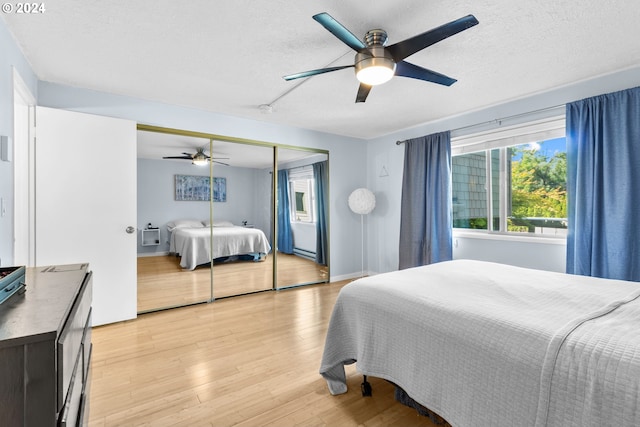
[192,153,208,166]
[356,63,395,85]
[355,49,395,86]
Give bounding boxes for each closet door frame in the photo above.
[136,124,330,308]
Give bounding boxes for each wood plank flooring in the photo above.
[90,279,440,426]
[137,254,329,313]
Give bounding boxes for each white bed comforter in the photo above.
[320,260,640,427]
[169,226,271,270]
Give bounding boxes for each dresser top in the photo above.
[0,264,89,346]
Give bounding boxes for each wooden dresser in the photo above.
[0,264,92,426]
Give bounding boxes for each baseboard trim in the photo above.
[137,251,170,258]
[330,271,374,282]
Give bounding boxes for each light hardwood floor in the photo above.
[137,254,329,313]
[90,280,440,426]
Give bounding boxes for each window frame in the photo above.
[451,115,567,240]
[287,165,316,224]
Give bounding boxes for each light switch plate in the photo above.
[0,135,10,162]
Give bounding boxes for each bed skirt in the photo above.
[394,385,450,426]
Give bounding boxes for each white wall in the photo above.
[0,18,38,266]
[38,81,369,281]
[453,233,566,273]
[291,222,316,253]
[366,66,640,275]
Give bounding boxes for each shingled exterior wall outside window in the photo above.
[452,138,567,236]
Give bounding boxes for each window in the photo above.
[288,166,316,223]
[452,116,567,237]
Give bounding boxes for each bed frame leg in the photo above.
[361,375,372,397]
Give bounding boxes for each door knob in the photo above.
[126,226,136,234]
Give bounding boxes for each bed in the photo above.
[168,219,271,270]
[320,259,640,427]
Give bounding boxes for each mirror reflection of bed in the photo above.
[136,129,329,313]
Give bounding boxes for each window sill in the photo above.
[452,229,567,245]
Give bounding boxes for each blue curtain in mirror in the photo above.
[398,131,452,269]
[277,169,294,254]
[566,86,640,281]
[313,161,328,265]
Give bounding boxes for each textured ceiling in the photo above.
[4,0,640,140]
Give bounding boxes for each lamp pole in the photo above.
[360,213,365,277]
[348,188,376,279]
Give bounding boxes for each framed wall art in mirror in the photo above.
[175,174,226,202]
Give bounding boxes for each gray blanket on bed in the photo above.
[170,226,271,270]
[319,260,640,427]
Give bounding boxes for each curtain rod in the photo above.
[395,104,565,145]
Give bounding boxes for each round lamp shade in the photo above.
[348,188,376,215]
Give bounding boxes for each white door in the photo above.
[35,107,137,326]
[13,69,36,267]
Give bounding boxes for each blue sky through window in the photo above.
[512,136,566,160]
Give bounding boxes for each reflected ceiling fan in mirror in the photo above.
[162,147,230,166]
[283,12,479,102]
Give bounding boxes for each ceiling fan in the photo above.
[163,147,230,166]
[283,12,479,102]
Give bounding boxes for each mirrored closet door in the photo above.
[275,147,330,289]
[136,129,216,313]
[210,141,275,298]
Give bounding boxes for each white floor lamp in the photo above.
[348,188,376,278]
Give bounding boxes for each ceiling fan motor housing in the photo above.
[355,47,395,69]
[364,29,388,47]
[355,46,396,82]
[355,29,396,83]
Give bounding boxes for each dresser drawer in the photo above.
[57,272,92,411]
[82,310,92,382]
[58,352,83,427]
[78,343,92,427]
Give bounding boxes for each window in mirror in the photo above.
[276,149,329,289]
[288,165,316,223]
[291,179,315,223]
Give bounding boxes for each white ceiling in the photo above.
[4,0,640,141]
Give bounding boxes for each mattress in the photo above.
[319,260,640,427]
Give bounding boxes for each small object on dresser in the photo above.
[0,265,26,305]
